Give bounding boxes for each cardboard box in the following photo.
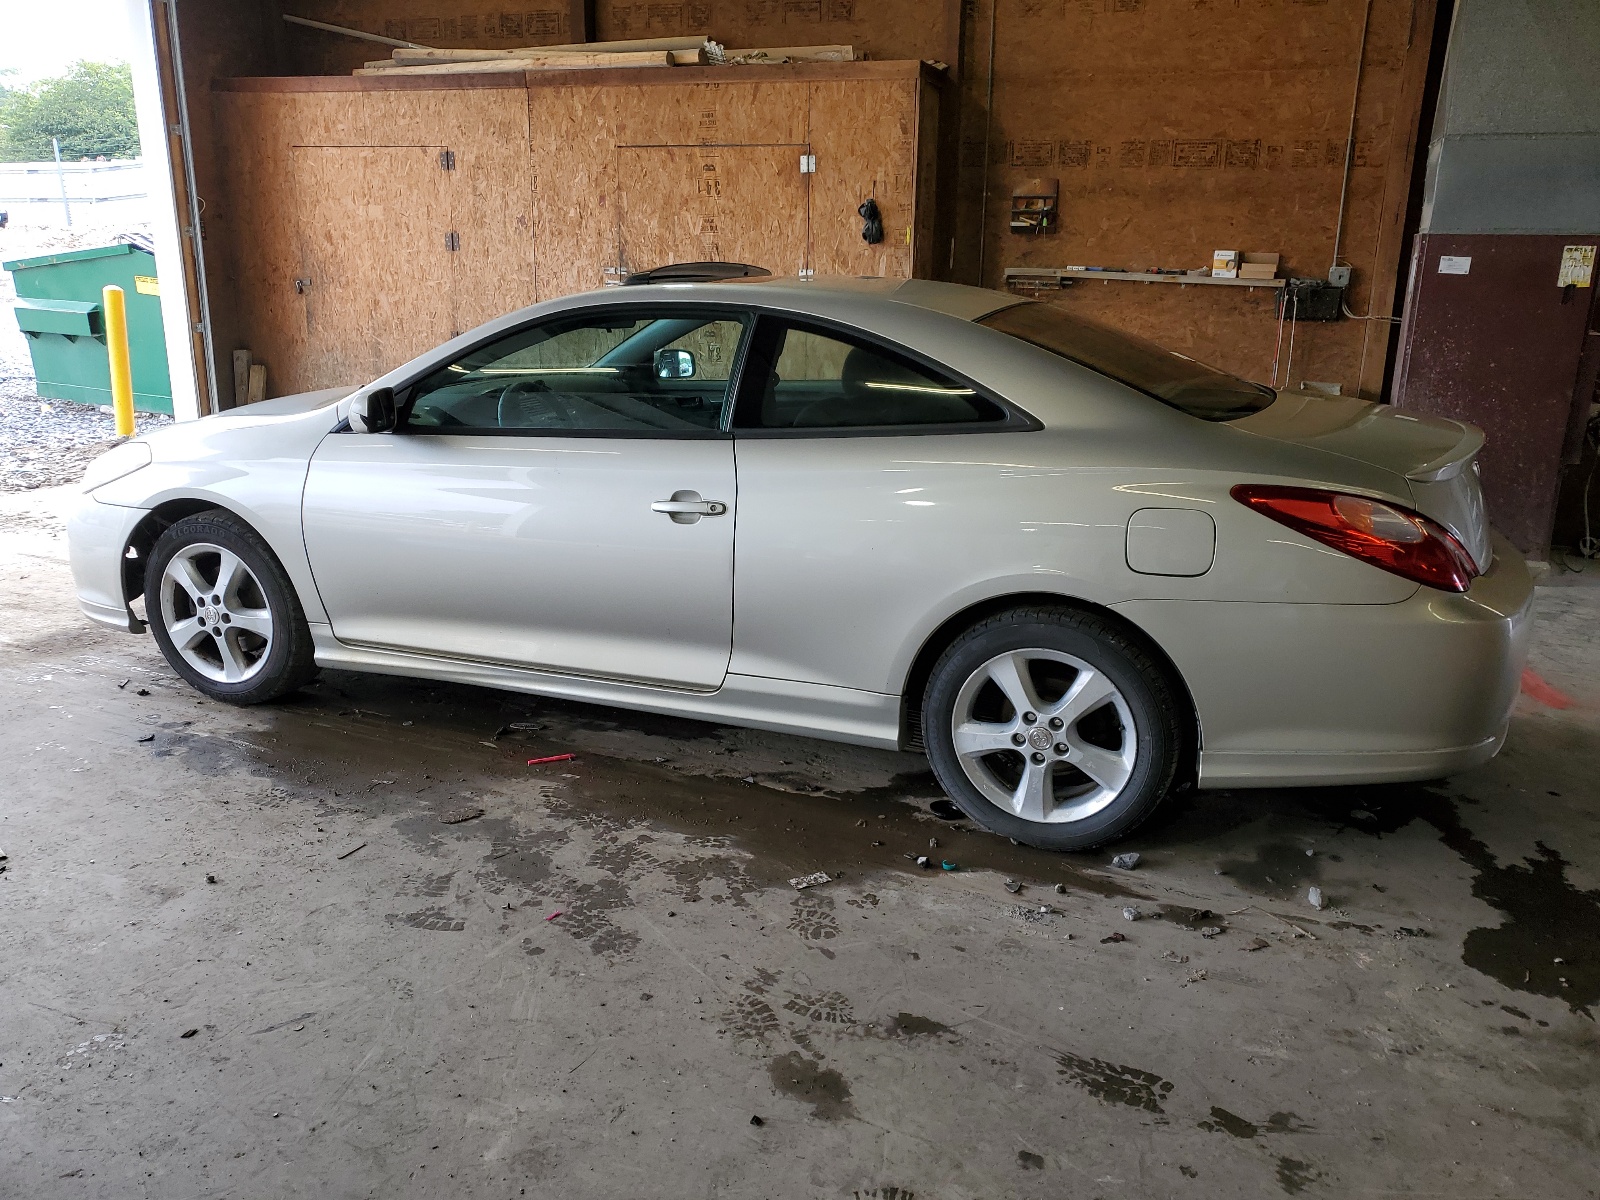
[1211,249,1239,279]
[1238,251,1280,280]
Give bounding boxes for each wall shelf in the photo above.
[1004,267,1285,290]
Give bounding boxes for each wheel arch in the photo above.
[122,498,257,610]
[898,592,1201,782]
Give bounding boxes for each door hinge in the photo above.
[444,231,461,252]
[798,267,815,280]
[439,149,456,171]
[293,277,310,294]
[799,153,817,174]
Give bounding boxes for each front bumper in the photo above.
[1116,530,1536,788]
[66,493,149,633]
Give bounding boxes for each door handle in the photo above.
[652,490,727,524]
[652,499,727,516]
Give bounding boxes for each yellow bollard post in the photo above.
[102,284,135,437]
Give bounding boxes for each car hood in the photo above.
[130,386,356,466]
[210,386,357,419]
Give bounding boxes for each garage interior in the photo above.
[3,0,1600,1196]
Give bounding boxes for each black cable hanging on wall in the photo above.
[858,198,884,245]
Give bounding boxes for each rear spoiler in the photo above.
[1405,422,1485,482]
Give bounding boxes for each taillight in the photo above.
[1231,484,1479,593]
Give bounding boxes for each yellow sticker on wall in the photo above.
[1558,245,1595,288]
[134,275,160,296]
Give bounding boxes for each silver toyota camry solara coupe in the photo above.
[68,273,1534,849]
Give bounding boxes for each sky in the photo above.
[0,0,134,86]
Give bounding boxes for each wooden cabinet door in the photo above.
[291,146,455,389]
[617,144,810,279]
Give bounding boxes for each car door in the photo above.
[301,306,749,691]
[727,316,1034,694]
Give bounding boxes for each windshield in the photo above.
[978,302,1275,421]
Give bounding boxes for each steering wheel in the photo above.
[496,378,577,430]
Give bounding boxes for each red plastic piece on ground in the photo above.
[526,753,577,765]
[1520,669,1573,709]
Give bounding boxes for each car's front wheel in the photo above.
[923,606,1185,851]
[145,509,318,704]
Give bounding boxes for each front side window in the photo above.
[735,321,1006,430]
[403,310,749,434]
[978,301,1275,422]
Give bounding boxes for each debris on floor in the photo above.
[1245,937,1271,952]
[1004,879,1023,894]
[1199,926,1223,939]
[749,1115,764,1126]
[1122,906,1141,922]
[1111,852,1141,871]
[1054,883,1066,894]
[527,753,577,766]
[789,871,832,891]
[940,860,959,871]
[205,874,217,884]
[1100,932,1127,944]
[545,910,563,921]
[1307,886,1326,910]
[180,1029,198,1038]
[440,806,485,825]
[928,799,963,820]
[137,733,154,743]
[336,842,367,860]
[493,721,543,739]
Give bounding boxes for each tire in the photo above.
[145,508,318,705]
[922,606,1185,851]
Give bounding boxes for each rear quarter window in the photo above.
[979,302,1275,422]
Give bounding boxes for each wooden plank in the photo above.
[246,362,267,403]
[717,45,855,64]
[231,349,252,407]
[389,36,705,64]
[355,51,674,76]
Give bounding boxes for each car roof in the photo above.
[608,275,1021,322]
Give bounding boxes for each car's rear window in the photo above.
[978,302,1275,421]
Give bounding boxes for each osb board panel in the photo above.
[215,87,535,390]
[527,86,619,299]
[293,146,457,386]
[807,79,917,278]
[968,0,1436,396]
[618,145,810,276]
[612,80,810,146]
[282,1,584,75]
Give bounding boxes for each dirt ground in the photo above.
[2,483,1598,1199]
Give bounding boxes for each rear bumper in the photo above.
[66,493,147,633]
[1116,530,1535,788]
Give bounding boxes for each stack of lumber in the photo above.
[280,18,854,77]
[352,38,857,77]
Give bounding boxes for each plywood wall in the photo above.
[213,81,536,395]
[957,0,1437,396]
[197,0,1435,401]
[212,64,933,393]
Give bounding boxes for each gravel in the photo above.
[1,218,173,492]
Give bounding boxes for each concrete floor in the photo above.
[3,485,1599,1200]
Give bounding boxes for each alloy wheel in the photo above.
[158,542,275,684]
[949,648,1137,824]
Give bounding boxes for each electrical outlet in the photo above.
[1328,265,1352,288]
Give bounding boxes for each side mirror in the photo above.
[654,348,696,379]
[349,386,396,433]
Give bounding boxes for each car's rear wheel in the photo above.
[922,606,1184,851]
[145,510,317,704]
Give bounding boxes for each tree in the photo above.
[0,62,140,163]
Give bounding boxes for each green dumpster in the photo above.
[3,241,173,415]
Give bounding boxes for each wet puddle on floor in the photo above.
[147,667,1600,1008]
[156,669,1140,901]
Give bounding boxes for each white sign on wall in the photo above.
[1437,255,1472,275]
[1557,245,1596,288]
